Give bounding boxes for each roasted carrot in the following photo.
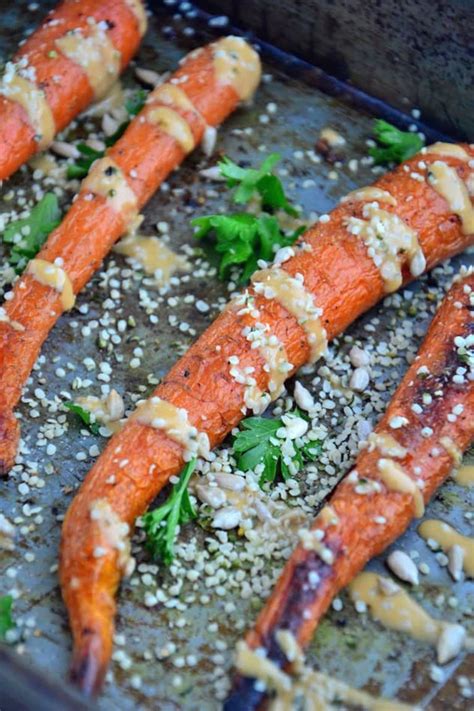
[0,0,147,181]
[225,268,474,710]
[59,143,474,694]
[0,36,262,474]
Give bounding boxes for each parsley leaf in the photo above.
[102,90,149,147]
[0,595,14,640]
[192,212,304,284]
[64,402,100,435]
[219,153,298,215]
[2,193,61,273]
[142,458,197,565]
[66,143,103,180]
[233,413,322,487]
[125,88,148,116]
[369,119,424,165]
[67,89,148,179]
[457,342,474,368]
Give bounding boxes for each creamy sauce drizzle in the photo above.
[211,36,261,101]
[454,464,474,487]
[0,72,55,149]
[317,505,339,528]
[466,173,474,197]
[26,259,75,310]
[56,22,121,100]
[252,268,327,363]
[75,390,125,435]
[132,396,210,461]
[114,233,190,286]
[255,334,289,400]
[343,187,397,206]
[346,203,425,292]
[419,520,474,577]
[125,0,148,36]
[319,127,346,148]
[425,143,471,161]
[368,432,407,458]
[89,499,133,576]
[85,80,125,118]
[82,157,138,224]
[440,436,463,465]
[150,82,200,115]
[350,572,441,644]
[377,458,424,517]
[0,307,25,332]
[298,528,334,564]
[235,634,416,710]
[230,297,292,413]
[146,105,195,153]
[428,161,474,234]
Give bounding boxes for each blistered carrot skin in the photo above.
[60,147,474,695]
[0,0,145,181]
[225,272,474,711]
[0,40,256,475]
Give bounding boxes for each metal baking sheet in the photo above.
[0,1,472,709]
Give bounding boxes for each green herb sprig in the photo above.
[124,89,148,117]
[193,212,304,284]
[67,89,148,179]
[64,402,100,435]
[1,193,61,273]
[66,144,103,180]
[0,595,14,640]
[233,412,322,487]
[192,153,304,284]
[219,153,298,215]
[142,458,197,565]
[370,119,424,165]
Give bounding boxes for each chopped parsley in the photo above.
[456,337,474,367]
[192,153,304,283]
[142,459,197,565]
[0,595,14,640]
[192,212,304,284]
[66,143,103,180]
[67,89,148,179]
[233,412,322,487]
[369,119,424,165]
[219,153,298,215]
[64,402,100,435]
[125,88,148,117]
[1,193,62,273]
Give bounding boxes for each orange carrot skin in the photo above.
[0,0,144,180]
[172,46,245,128]
[284,153,474,341]
[0,100,39,181]
[59,149,474,694]
[0,44,245,475]
[225,273,474,710]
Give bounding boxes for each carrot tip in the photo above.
[70,630,106,697]
[0,409,20,476]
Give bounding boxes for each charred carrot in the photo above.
[0,0,147,181]
[225,269,474,710]
[0,37,262,474]
[59,143,474,694]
